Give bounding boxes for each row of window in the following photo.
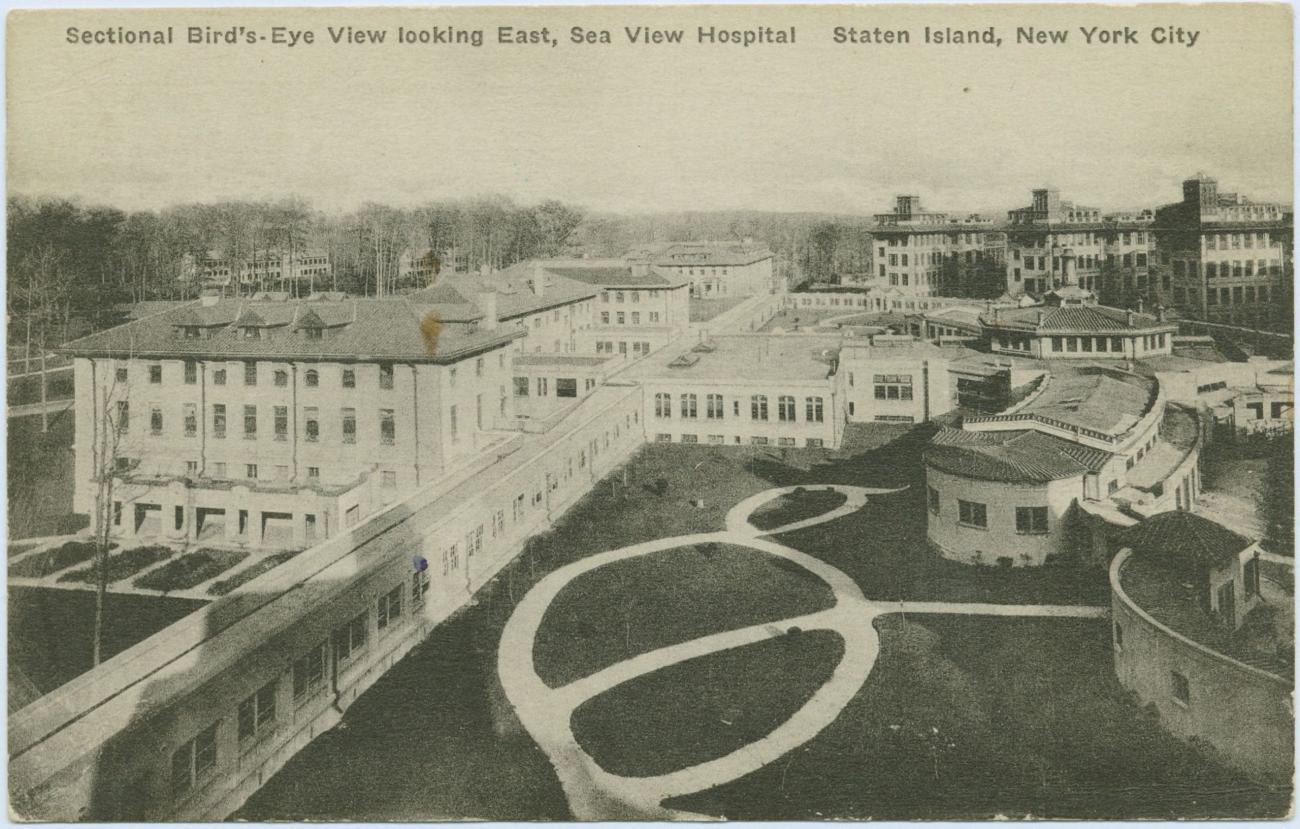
[1048,333,1166,354]
[1206,285,1272,306]
[653,393,825,423]
[599,311,662,325]
[600,289,662,303]
[120,355,503,392]
[654,433,824,447]
[1204,232,1275,251]
[929,488,1049,533]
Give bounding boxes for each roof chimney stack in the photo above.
[478,288,498,331]
[1126,308,1135,326]
[531,262,546,297]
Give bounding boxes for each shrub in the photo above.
[135,549,248,592]
[57,545,171,584]
[207,551,301,596]
[10,540,110,579]
[997,556,1014,568]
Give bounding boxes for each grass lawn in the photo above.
[9,587,205,711]
[749,488,846,531]
[669,614,1289,819]
[688,297,748,322]
[7,412,85,539]
[57,545,173,584]
[134,548,249,591]
[533,544,835,687]
[572,630,843,778]
[207,550,302,596]
[9,539,107,579]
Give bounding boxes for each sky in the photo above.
[7,4,1294,217]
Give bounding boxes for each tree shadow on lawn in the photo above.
[669,614,1290,820]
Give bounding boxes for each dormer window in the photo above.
[182,326,200,339]
[304,327,323,341]
[242,327,261,340]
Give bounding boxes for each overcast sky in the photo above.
[8,4,1293,217]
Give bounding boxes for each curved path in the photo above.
[725,484,907,536]
[498,485,1106,820]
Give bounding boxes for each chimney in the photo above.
[531,262,546,297]
[1037,310,1045,326]
[1136,296,1145,314]
[1157,305,1166,323]
[478,288,498,331]
[1126,309,1135,326]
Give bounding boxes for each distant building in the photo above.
[397,247,443,286]
[181,250,333,293]
[1153,174,1291,328]
[870,196,1002,297]
[1111,511,1293,780]
[628,240,776,297]
[980,286,1177,360]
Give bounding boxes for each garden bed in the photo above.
[749,487,847,531]
[57,545,172,584]
[134,548,249,592]
[9,539,107,579]
[207,551,302,596]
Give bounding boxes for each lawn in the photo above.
[688,297,749,322]
[9,587,205,712]
[9,539,106,579]
[134,548,249,592]
[207,551,302,596]
[571,630,843,777]
[668,614,1289,819]
[533,543,836,687]
[7,412,84,539]
[749,487,846,531]
[57,545,173,584]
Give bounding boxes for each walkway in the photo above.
[498,484,1108,819]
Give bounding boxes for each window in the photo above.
[514,377,529,397]
[1244,555,1261,598]
[210,404,225,439]
[184,361,197,385]
[171,722,219,796]
[305,327,323,341]
[706,394,724,419]
[377,585,403,630]
[150,406,163,436]
[244,362,257,386]
[213,368,226,386]
[655,393,672,418]
[412,568,431,603]
[333,612,369,663]
[805,396,824,423]
[307,466,320,481]
[873,374,913,401]
[928,486,940,515]
[1171,670,1190,705]
[475,357,485,378]
[184,404,197,437]
[115,366,128,383]
[245,463,258,480]
[777,396,796,422]
[292,642,327,700]
[1015,506,1049,534]
[557,378,578,398]
[149,364,162,384]
[537,378,548,396]
[238,681,277,742]
[303,407,319,442]
[381,470,397,488]
[274,406,288,441]
[342,368,356,388]
[380,409,395,445]
[274,369,288,387]
[342,408,357,444]
[806,438,824,448]
[681,393,698,419]
[751,395,768,421]
[379,363,394,390]
[243,405,257,438]
[305,369,319,387]
[958,499,987,529]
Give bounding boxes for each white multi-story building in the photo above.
[628,241,776,297]
[871,196,1002,297]
[64,293,523,549]
[181,250,333,293]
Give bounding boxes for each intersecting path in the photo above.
[498,485,1108,819]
